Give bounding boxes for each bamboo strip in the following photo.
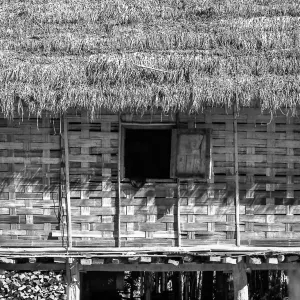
[63,116,72,249]
[177,178,181,247]
[233,103,241,247]
[117,113,121,247]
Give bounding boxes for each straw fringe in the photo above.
[1,0,300,117]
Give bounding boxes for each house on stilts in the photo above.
[1,0,300,299]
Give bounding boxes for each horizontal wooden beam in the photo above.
[0,263,65,271]
[0,262,300,272]
[80,263,235,272]
[1,246,300,255]
[248,263,300,271]
[79,262,300,272]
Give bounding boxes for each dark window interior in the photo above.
[125,129,172,179]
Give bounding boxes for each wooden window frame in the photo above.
[120,125,213,182]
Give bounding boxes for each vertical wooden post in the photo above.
[233,103,241,246]
[175,112,181,248]
[66,258,80,300]
[145,272,152,300]
[63,116,72,249]
[161,272,166,292]
[155,273,160,294]
[140,272,144,297]
[215,271,224,300]
[117,113,122,247]
[177,178,181,247]
[178,272,183,300]
[289,269,300,300]
[233,262,248,300]
[183,272,189,300]
[197,271,202,300]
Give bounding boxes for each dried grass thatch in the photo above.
[1,0,300,117]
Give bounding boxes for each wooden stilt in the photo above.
[155,273,160,294]
[223,272,229,300]
[215,271,224,300]
[289,269,300,300]
[145,272,152,300]
[161,272,166,292]
[140,272,144,297]
[196,271,202,300]
[183,272,189,300]
[189,271,196,300]
[66,258,80,300]
[233,262,248,300]
[261,270,269,297]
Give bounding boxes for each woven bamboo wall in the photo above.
[1,108,300,247]
[0,115,61,246]
[67,111,118,247]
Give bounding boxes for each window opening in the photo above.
[124,129,172,181]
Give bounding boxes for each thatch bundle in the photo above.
[1,0,300,116]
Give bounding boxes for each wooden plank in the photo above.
[0,263,65,271]
[80,263,235,272]
[79,262,300,272]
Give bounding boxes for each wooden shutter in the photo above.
[170,128,212,179]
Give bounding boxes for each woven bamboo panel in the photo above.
[121,183,176,247]
[0,114,62,247]
[237,109,300,246]
[1,108,300,248]
[67,111,118,247]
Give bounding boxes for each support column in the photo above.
[289,269,300,300]
[145,272,152,300]
[66,258,80,300]
[233,262,248,300]
[215,271,225,300]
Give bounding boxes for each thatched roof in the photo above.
[1,0,300,117]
